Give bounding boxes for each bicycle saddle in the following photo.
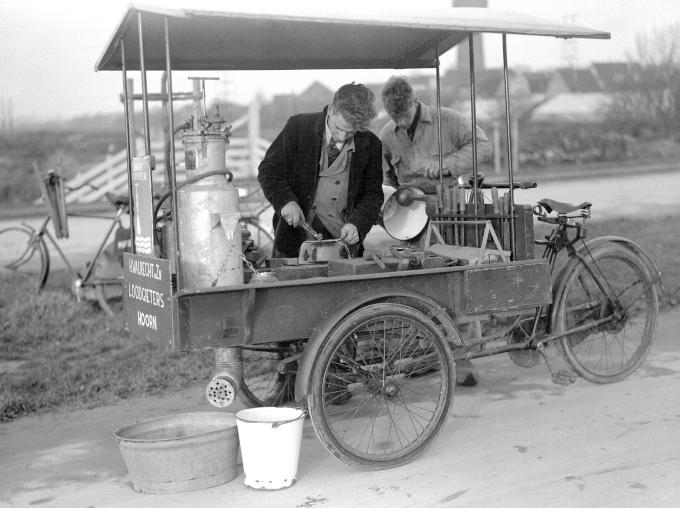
[538,198,591,214]
[105,192,130,208]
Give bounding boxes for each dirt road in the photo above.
[1,309,678,508]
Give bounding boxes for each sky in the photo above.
[1,0,679,123]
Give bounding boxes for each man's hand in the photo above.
[340,223,359,245]
[424,161,450,179]
[281,201,304,228]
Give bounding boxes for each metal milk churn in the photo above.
[178,105,243,289]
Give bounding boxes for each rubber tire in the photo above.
[307,303,455,469]
[555,242,658,384]
[0,226,50,290]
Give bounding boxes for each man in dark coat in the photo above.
[258,83,383,258]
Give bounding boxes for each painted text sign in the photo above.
[123,252,174,348]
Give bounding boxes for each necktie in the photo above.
[327,140,341,167]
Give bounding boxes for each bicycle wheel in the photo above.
[242,219,274,259]
[92,250,124,317]
[555,243,658,384]
[307,303,455,469]
[95,282,123,317]
[0,226,49,290]
[240,341,301,407]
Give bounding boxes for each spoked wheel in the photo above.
[92,251,124,317]
[307,303,455,469]
[0,226,50,290]
[555,243,658,384]
[240,340,303,407]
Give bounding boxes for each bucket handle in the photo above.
[271,409,307,429]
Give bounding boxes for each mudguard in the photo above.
[579,236,663,295]
[549,236,663,331]
[294,288,462,403]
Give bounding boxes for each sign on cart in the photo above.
[123,252,174,348]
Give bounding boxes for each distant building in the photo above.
[529,92,612,123]
[258,60,637,133]
[591,62,638,92]
[261,80,334,137]
[524,71,552,97]
[532,66,611,123]
[545,67,602,96]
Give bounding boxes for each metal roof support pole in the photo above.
[137,11,152,156]
[468,33,480,241]
[120,39,136,253]
[435,45,444,212]
[501,34,516,259]
[164,17,182,289]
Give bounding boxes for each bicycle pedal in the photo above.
[551,370,577,386]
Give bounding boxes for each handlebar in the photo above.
[456,172,536,190]
[461,181,537,190]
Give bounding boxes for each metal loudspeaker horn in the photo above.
[381,186,429,241]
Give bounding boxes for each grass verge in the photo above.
[0,271,213,423]
[1,213,678,423]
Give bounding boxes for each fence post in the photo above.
[248,94,261,179]
[127,78,137,157]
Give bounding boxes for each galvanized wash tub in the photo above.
[115,412,239,494]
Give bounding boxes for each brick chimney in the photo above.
[453,0,487,73]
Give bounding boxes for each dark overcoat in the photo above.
[257,107,383,257]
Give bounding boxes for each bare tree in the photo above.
[607,23,680,140]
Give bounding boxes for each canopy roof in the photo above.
[95,4,610,72]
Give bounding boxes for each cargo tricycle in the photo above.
[96,5,662,470]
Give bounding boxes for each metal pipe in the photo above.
[120,39,136,253]
[502,34,516,259]
[435,45,444,212]
[137,11,152,156]
[164,16,183,289]
[468,33,479,224]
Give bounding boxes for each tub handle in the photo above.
[271,409,307,428]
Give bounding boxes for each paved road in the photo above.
[1,309,678,507]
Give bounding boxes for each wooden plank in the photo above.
[464,260,552,313]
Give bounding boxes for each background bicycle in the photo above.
[237,183,274,263]
[0,168,130,317]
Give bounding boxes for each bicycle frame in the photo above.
[515,212,641,349]
[25,205,127,288]
[447,206,641,362]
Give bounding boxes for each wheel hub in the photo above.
[382,382,399,398]
[603,310,627,333]
[597,302,627,334]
